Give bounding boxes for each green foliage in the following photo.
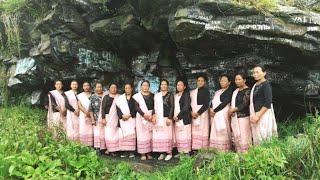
[0,106,106,179]
[233,0,278,12]
[0,0,27,14]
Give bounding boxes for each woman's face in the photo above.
[176,81,186,92]
[160,81,169,92]
[141,82,150,92]
[235,75,246,88]
[83,83,91,92]
[252,67,266,81]
[109,84,118,94]
[197,77,206,88]
[125,84,133,95]
[70,81,78,90]
[95,84,103,94]
[55,81,63,91]
[219,76,230,89]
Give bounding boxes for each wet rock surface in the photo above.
[0,0,319,117]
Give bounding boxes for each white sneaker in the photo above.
[164,154,173,161]
[120,154,127,158]
[174,154,180,159]
[158,154,166,160]
[129,153,135,158]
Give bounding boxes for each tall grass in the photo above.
[0,106,319,179]
[0,106,106,179]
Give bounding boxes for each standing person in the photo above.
[77,82,94,146]
[89,82,105,150]
[153,79,174,161]
[250,65,277,145]
[64,80,80,141]
[101,83,120,155]
[47,80,67,136]
[173,79,192,157]
[133,80,154,161]
[228,73,252,152]
[209,74,233,152]
[116,83,137,158]
[190,75,210,151]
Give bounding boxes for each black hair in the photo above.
[158,79,169,92]
[219,74,231,82]
[235,73,247,80]
[140,80,150,87]
[196,74,208,82]
[70,80,78,84]
[108,83,117,89]
[83,81,91,87]
[95,82,103,87]
[253,65,266,72]
[175,78,189,93]
[55,80,63,84]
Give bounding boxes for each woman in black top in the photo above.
[209,74,233,152]
[190,75,210,150]
[250,65,277,145]
[229,73,252,152]
[115,83,137,158]
[133,80,154,161]
[173,79,192,155]
[153,79,174,161]
[100,83,119,154]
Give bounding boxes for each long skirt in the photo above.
[136,110,153,154]
[209,110,232,152]
[66,112,79,141]
[93,123,107,149]
[79,115,93,146]
[174,121,191,153]
[231,116,252,152]
[119,118,136,151]
[191,112,210,150]
[251,109,278,145]
[152,117,173,153]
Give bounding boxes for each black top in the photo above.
[210,87,233,112]
[253,81,272,112]
[235,88,250,118]
[135,93,154,116]
[162,92,174,119]
[48,91,66,113]
[64,91,78,112]
[101,95,115,119]
[176,91,192,125]
[116,95,138,118]
[196,87,210,115]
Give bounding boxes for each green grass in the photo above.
[0,106,106,179]
[0,105,319,179]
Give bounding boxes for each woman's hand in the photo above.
[210,109,216,117]
[191,112,199,119]
[101,119,107,126]
[166,119,172,126]
[250,114,260,123]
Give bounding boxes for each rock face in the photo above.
[0,0,319,118]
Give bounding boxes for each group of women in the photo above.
[47,65,278,161]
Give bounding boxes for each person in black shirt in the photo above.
[133,80,154,161]
[153,79,174,161]
[173,79,192,156]
[47,80,67,133]
[64,80,80,141]
[250,65,277,145]
[101,83,119,155]
[209,74,233,152]
[116,83,137,158]
[190,75,210,150]
[229,73,252,152]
